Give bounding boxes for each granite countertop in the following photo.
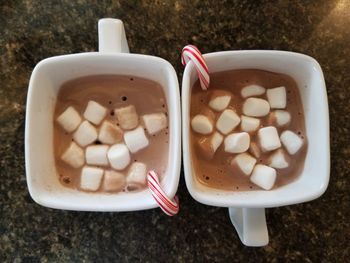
[1,1,349,262]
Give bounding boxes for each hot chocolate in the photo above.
[54,75,169,192]
[190,69,307,191]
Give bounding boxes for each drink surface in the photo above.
[54,75,169,192]
[190,69,307,191]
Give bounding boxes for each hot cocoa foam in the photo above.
[54,75,169,192]
[190,69,307,191]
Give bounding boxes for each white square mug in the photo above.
[182,50,330,246]
[25,19,181,211]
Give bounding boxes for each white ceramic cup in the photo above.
[25,18,181,211]
[182,50,330,246]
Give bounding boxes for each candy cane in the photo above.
[147,170,179,216]
[181,44,210,90]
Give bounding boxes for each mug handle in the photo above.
[98,18,129,53]
[228,207,269,246]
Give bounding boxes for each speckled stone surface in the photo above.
[1,1,349,262]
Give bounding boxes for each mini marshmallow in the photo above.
[224,132,250,153]
[80,166,104,191]
[250,164,277,190]
[127,162,147,186]
[191,114,213,135]
[124,126,149,153]
[269,149,289,169]
[103,170,126,192]
[249,142,261,158]
[142,113,167,135]
[197,132,223,159]
[208,90,232,111]
[85,145,109,166]
[56,106,82,132]
[73,120,98,147]
[61,141,85,168]
[241,84,266,98]
[258,126,281,152]
[242,98,270,117]
[240,115,260,132]
[83,100,107,125]
[107,144,130,170]
[115,105,139,130]
[280,130,303,155]
[98,120,123,145]
[266,86,286,109]
[211,132,224,153]
[216,109,240,134]
[270,110,291,127]
[231,153,257,176]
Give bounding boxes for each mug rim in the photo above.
[182,50,330,208]
[25,52,181,211]
[32,51,176,73]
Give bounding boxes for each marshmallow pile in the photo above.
[56,100,167,192]
[191,85,304,190]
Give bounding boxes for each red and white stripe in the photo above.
[181,44,210,90]
[147,170,179,216]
